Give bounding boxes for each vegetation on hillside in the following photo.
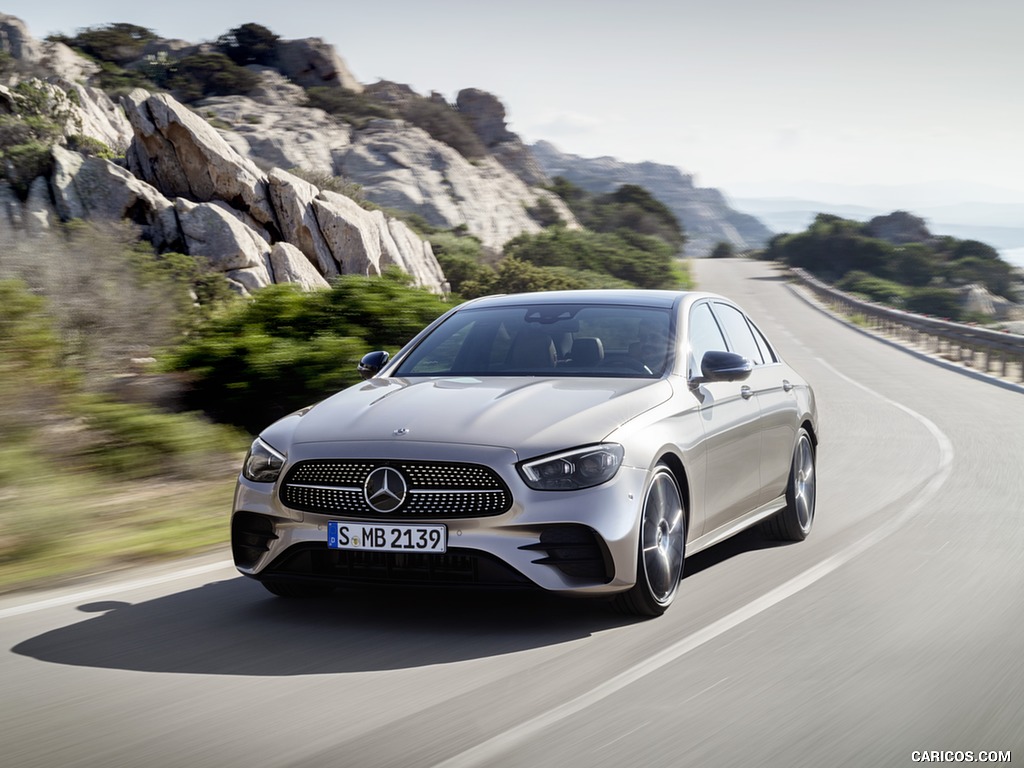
[765,213,1019,321]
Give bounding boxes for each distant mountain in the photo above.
[531,141,773,257]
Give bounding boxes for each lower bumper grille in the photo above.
[232,512,278,568]
[260,543,533,588]
[520,525,613,583]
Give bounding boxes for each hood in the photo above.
[285,376,673,456]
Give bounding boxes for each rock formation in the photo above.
[864,211,933,245]
[531,140,773,256]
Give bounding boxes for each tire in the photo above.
[261,580,334,599]
[613,464,686,617]
[763,428,816,541]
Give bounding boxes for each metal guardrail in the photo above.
[790,268,1024,383]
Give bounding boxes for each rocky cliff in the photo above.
[0,13,772,293]
[531,140,773,257]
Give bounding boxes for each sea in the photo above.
[1002,247,1024,270]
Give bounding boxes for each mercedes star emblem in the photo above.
[364,466,408,513]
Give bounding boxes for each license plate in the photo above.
[328,521,447,553]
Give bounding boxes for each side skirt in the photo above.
[687,495,786,556]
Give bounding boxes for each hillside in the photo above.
[531,140,773,257]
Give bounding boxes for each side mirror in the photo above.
[357,350,390,380]
[690,350,753,386]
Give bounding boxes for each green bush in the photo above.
[68,395,243,479]
[905,287,962,319]
[305,86,396,127]
[167,272,453,431]
[550,179,686,253]
[502,227,680,289]
[399,98,488,159]
[50,23,157,66]
[837,271,909,305]
[165,53,260,102]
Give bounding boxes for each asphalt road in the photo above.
[3,258,1022,768]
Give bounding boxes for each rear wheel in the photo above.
[613,464,685,617]
[763,428,816,541]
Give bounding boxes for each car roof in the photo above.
[459,289,724,311]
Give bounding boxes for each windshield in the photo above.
[395,303,673,378]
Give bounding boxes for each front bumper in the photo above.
[232,440,649,595]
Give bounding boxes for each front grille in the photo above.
[281,459,513,519]
[260,543,532,588]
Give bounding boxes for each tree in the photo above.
[709,241,735,259]
[216,23,279,66]
[53,23,157,65]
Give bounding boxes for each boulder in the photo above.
[276,38,363,93]
[312,190,386,276]
[50,145,179,248]
[311,190,447,292]
[175,198,272,279]
[267,168,338,277]
[198,94,351,177]
[341,120,566,251]
[456,88,514,147]
[65,84,134,152]
[0,14,98,82]
[122,90,277,229]
[246,66,308,106]
[269,242,331,290]
[24,176,55,234]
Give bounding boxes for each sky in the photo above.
[4,0,1024,206]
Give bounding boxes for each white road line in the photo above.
[0,560,235,620]
[434,359,955,768]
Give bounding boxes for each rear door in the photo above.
[710,302,797,505]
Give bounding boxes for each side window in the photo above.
[749,320,778,364]
[712,303,765,365]
[688,302,728,377]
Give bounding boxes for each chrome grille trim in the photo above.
[280,459,513,519]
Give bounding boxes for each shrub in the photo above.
[165,53,260,102]
[399,98,488,160]
[305,86,395,127]
[905,287,961,319]
[51,23,157,66]
[502,227,680,289]
[709,242,735,259]
[167,273,453,432]
[67,395,243,479]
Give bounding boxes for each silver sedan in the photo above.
[232,289,818,616]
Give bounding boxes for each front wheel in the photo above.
[613,464,686,617]
[763,428,816,541]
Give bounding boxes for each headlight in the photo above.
[242,437,286,483]
[518,444,624,491]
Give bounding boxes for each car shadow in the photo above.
[11,578,637,676]
[683,527,793,577]
[12,529,788,677]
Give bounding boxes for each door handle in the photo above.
[740,385,754,400]
[782,379,794,392]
